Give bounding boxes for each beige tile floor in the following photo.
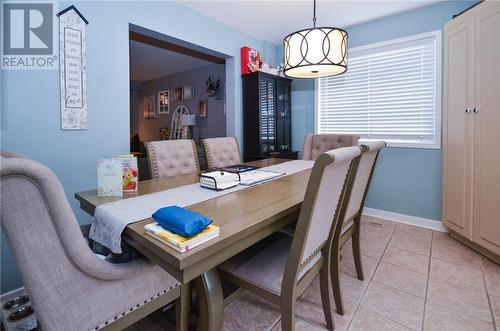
[128,216,500,331]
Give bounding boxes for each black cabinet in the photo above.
[242,72,298,162]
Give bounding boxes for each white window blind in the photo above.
[317,31,441,148]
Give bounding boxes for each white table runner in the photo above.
[89,160,314,253]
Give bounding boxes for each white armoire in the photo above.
[442,1,500,261]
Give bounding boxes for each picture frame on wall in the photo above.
[199,99,207,117]
[183,85,194,100]
[173,87,183,101]
[142,95,156,119]
[158,90,170,114]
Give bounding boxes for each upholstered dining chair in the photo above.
[219,146,362,331]
[146,139,200,179]
[331,141,386,315]
[277,133,360,237]
[0,150,24,158]
[1,155,181,331]
[302,134,360,161]
[202,137,241,169]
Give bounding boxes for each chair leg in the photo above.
[280,299,296,331]
[319,264,334,330]
[330,248,344,316]
[352,216,364,281]
[176,283,191,331]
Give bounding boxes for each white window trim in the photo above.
[315,30,442,149]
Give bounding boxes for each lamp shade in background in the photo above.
[181,114,197,127]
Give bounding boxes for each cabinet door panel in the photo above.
[276,81,291,152]
[442,21,475,238]
[259,78,276,153]
[473,5,500,255]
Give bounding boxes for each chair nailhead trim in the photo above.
[149,144,159,178]
[191,141,200,172]
[94,288,173,330]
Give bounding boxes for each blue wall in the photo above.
[0,1,281,294]
[291,0,474,222]
[140,63,226,142]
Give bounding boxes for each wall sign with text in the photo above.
[57,6,88,130]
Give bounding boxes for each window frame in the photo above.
[315,30,442,149]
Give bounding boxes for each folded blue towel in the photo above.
[152,206,212,237]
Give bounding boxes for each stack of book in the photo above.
[145,223,220,253]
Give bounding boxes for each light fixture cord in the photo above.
[313,0,317,28]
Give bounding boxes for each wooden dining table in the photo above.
[75,158,312,331]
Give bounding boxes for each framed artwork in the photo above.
[199,99,207,117]
[172,87,183,101]
[158,90,170,114]
[183,85,194,100]
[142,95,156,119]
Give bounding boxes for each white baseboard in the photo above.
[0,287,25,302]
[362,207,448,233]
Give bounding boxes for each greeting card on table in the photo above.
[97,158,123,197]
[115,155,138,192]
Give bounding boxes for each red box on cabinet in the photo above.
[240,46,261,75]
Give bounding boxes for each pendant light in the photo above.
[283,0,348,78]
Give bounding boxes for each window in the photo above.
[316,31,441,148]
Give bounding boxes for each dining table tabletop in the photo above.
[75,158,313,331]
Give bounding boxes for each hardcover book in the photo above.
[144,223,220,253]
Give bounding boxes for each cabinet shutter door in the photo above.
[259,78,276,153]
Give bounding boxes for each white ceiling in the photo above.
[178,0,442,45]
[129,40,214,82]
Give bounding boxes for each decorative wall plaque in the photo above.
[57,6,88,130]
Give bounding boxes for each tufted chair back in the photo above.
[302,134,360,161]
[146,139,200,179]
[202,137,242,169]
[1,157,179,330]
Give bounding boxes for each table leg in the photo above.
[176,283,191,331]
[195,269,224,331]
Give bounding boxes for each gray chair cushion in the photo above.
[219,234,320,296]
